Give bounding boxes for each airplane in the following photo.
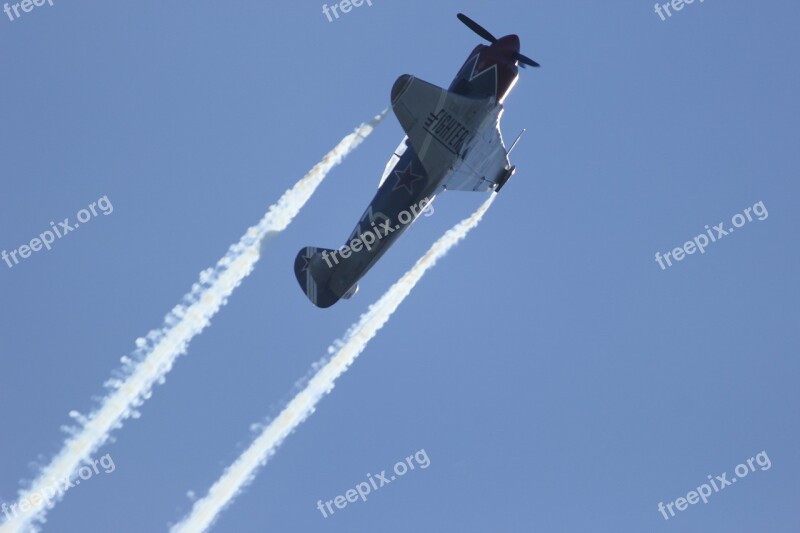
[294,13,538,308]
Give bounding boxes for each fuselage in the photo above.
[313,35,522,300]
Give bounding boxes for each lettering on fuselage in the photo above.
[423,110,471,155]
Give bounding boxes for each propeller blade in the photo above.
[457,13,497,43]
[514,52,540,68]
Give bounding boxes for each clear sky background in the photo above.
[1,1,798,532]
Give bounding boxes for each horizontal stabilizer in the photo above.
[293,247,358,308]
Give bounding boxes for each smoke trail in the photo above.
[170,193,496,533]
[0,112,386,533]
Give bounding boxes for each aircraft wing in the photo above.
[391,75,492,180]
[443,115,511,192]
[390,74,512,192]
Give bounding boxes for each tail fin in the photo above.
[293,247,358,308]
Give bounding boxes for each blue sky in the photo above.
[1,1,798,531]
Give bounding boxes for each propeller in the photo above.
[456,13,540,68]
[515,52,540,69]
[457,12,497,43]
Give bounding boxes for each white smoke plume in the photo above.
[170,193,496,533]
[0,112,386,533]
